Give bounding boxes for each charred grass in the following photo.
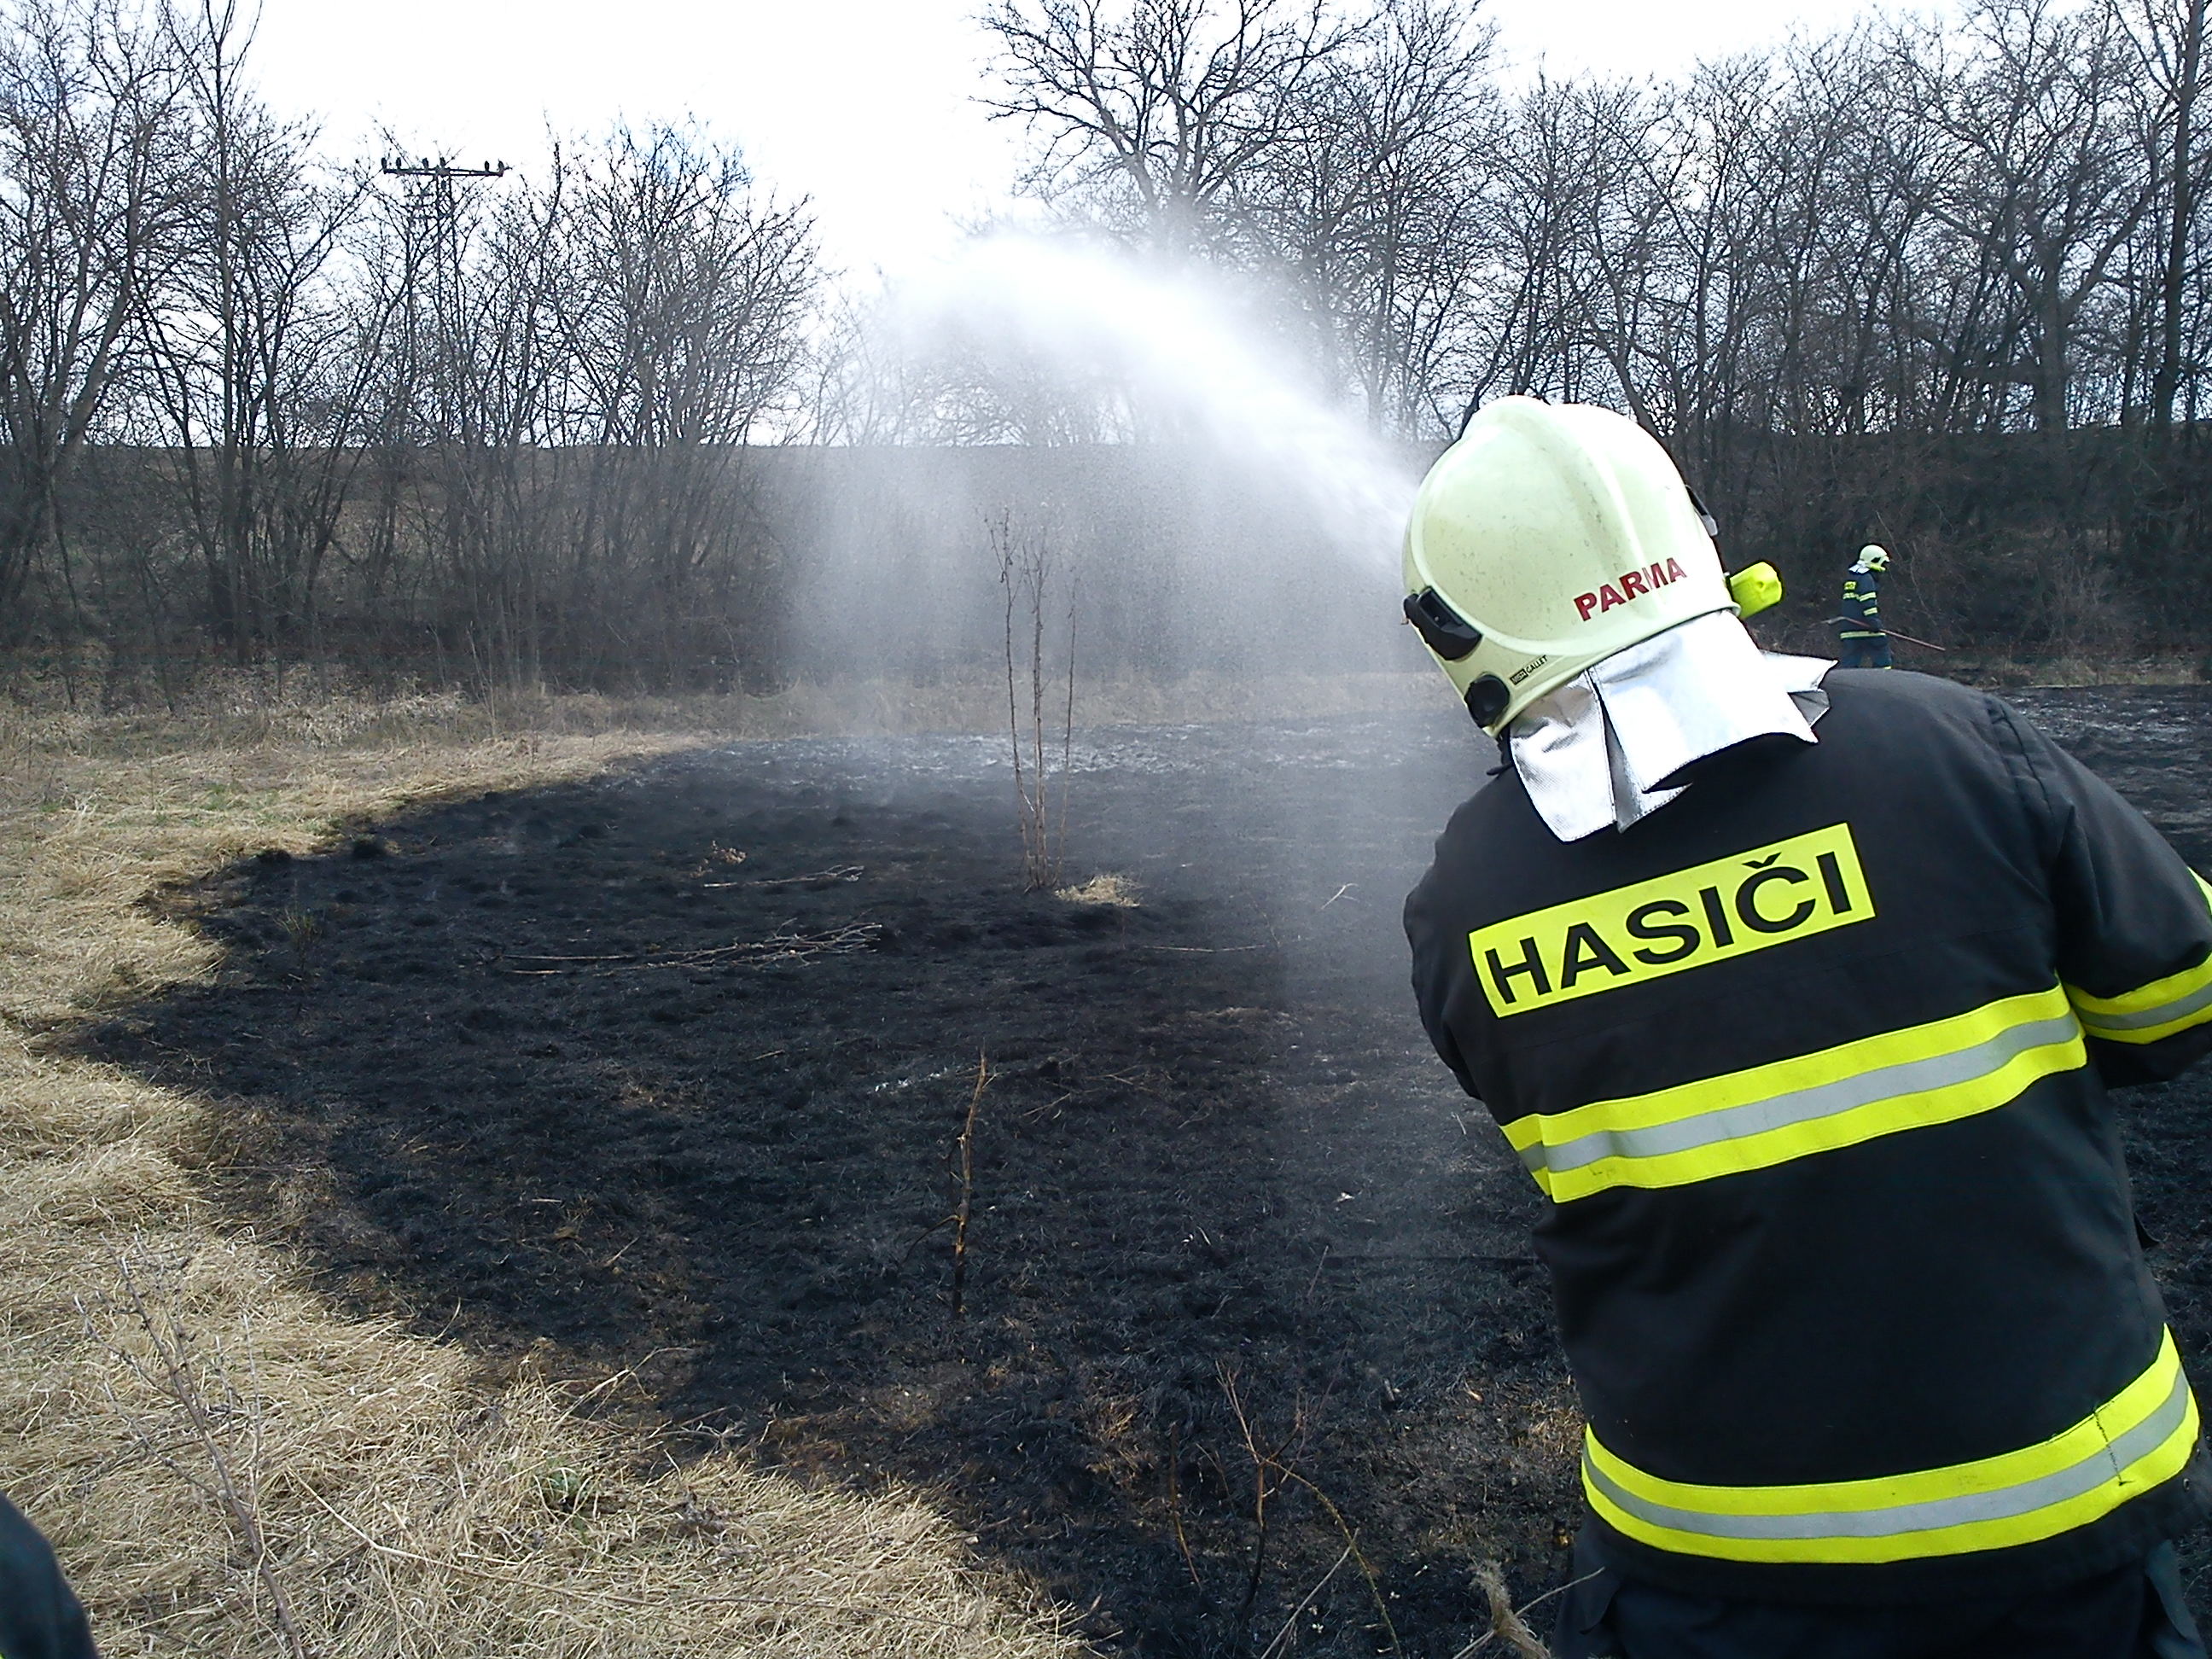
[0,692,1083,1659]
[66,704,1580,1657]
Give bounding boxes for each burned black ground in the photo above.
[81,684,2212,1656]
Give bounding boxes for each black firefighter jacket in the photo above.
[1838,573,1884,641]
[1404,669,2212,1605]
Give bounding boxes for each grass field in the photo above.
[0,687,1120,1658]
[14,663,2180,1656]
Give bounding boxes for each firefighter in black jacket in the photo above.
[1399,399,2212,1658]
[1838,545,1895,669]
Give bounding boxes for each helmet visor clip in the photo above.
[1403,588,1482,661]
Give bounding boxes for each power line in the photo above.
[379,157,509,181]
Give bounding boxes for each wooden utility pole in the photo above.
[2157,0,2206,428]
[377,156,510,443]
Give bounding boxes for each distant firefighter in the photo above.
[1836,544,1893,668]
[1398,399,2212,1659]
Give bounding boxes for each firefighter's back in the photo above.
[1406,667,2212,1604]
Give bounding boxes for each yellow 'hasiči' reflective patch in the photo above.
[1467,824,1874,1017]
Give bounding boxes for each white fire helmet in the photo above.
[1855,544,1890,573]
[1402,398,1738,735]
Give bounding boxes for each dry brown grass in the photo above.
[460,669,1441,740]
[1054,874,1143,908]
[0,690,1087,1657]
[1939,654,2206,688]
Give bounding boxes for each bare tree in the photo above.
[133,0,377,681]
[1908,0,2161,431]
[1250,0,1495,429]
[549,125,815,687]
[2129,0,2210,425]
[984,0,1360,258]
[0,0,190,666]
[334,125,818,692]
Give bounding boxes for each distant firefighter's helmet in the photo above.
[1856,544,1891,573]
[1400,398,1737,735]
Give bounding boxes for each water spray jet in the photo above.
[796,236,1435,696]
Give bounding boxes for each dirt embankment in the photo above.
[83,686,2212,1656]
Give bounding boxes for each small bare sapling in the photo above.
[89,1254,309,1659]
[992,511,1076,890]
[1219,1362,1400,1655]
[951,1053,989,1317]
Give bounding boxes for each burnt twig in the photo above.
[1167,1418,1202,1589]
[1258,1545,1353,1659]
[701,864,864,891]
[501,923,882,975]
[951,1054,989,1318]
[1220,1363,1402,1656]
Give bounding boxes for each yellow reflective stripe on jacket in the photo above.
[1504,987,2084,1201]
[1584,1330,2199,1563]
[2066,873,2212,1045]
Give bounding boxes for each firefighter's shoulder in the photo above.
[1819,664,2008,740]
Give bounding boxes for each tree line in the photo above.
[962,0,2212,655]
[0,0,815,702]
[5,0,2209,704]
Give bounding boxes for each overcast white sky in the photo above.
[249,0,1888,280]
